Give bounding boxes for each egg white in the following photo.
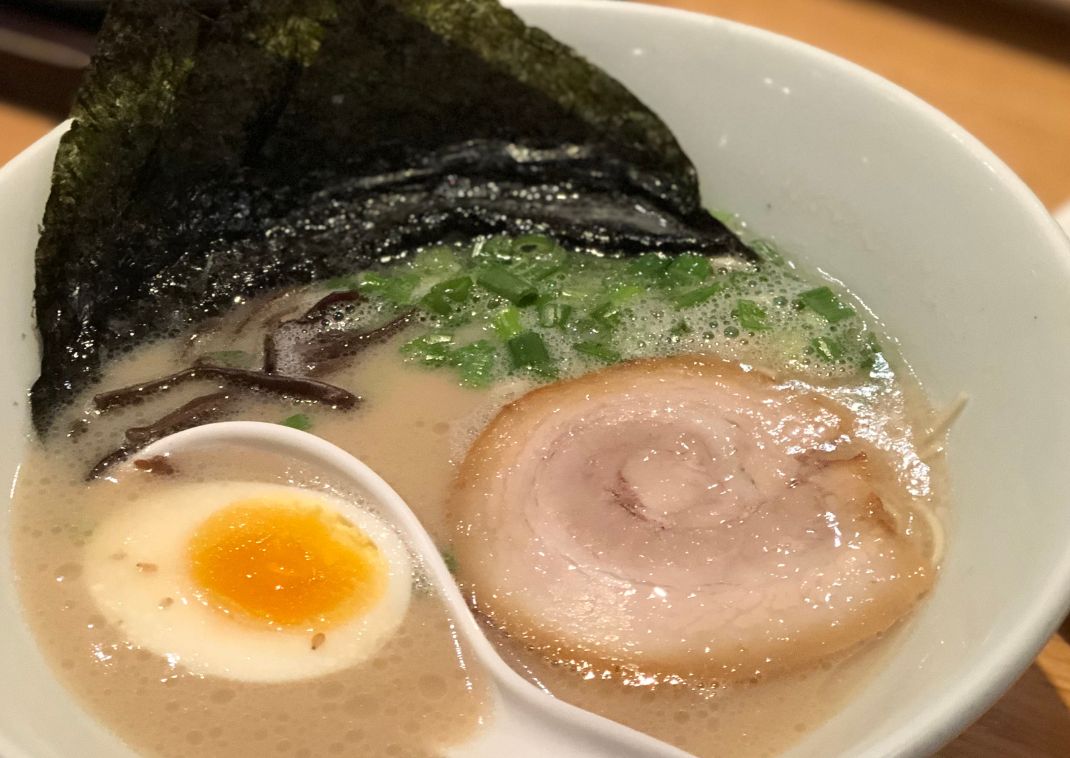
[84,481,412,683]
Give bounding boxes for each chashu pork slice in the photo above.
[450,355,934,679]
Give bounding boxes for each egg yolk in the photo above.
[188,498,387,629]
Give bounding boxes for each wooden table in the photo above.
[1,0,1068,754]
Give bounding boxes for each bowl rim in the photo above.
[4,1,1070,757]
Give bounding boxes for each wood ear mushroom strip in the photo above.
[93,365,359,411]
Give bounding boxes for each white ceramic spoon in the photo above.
[139,421,689,758]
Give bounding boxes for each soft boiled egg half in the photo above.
[84,481,412,682]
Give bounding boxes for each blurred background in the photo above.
[1,0,1068,754]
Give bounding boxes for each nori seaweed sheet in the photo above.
[32,0,750,432]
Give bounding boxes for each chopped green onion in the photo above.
[492,307,524,340]
[401,333,454,365]
[358,271,419,304]
[508,236,566,282]
[558,271,605,303]
[537,301,572,329]
[420,276,473,315]
[572,317,609,340]
[810,336,844,362]
[477,236,516,262]
[589,301,624,328]
[665,253,711,287]
[507,331,554,375]
[440,548,458,574]
[411,246,459,274]
[673,282,724,309]
[797,287,855,323]
[348,235,880,385]
[477,265,538,306]
[356,272,391,293]
[749,239,784,265]
[629,252,669,278]
[733,299,770,331]
[607,282,643,303]
[511,257,564,282]
[573,341,621,363]
[280,413,313,431]
[512,255,565,282]
[511,234,558,256]
[860,331,883,370]
[450,340,497,387]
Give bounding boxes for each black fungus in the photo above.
[93,366,359,412]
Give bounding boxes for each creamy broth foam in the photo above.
[12,324,944,757]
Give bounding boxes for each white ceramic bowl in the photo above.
[3,2,1070,756]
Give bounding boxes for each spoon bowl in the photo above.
[138,420,687,758]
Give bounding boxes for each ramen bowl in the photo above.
[2,1,1070,756]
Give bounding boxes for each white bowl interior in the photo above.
[3,2,1070,756]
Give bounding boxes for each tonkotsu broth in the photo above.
[13,302,945,758]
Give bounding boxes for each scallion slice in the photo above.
[280,413,313,431]
[673,282,724,309]
[507,331,554,374]
[492,307,524,340]
[665,253,711,287]
[797,287,855,323]
[810,336,844,362]
[477,265,538,306]
[450,340,497,387]
[733,299,770,331]
[420,276,473,315]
